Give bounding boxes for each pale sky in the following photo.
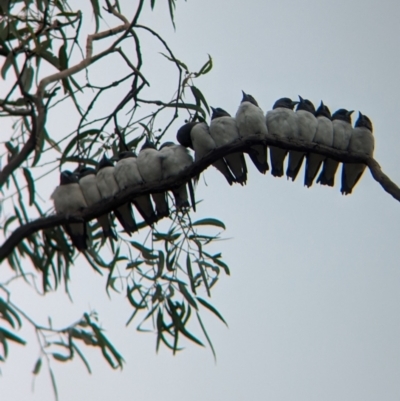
[1,0,400,400]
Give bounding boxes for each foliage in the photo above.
[0,0,228,396]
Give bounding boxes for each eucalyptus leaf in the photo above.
[192,218,226,230]
[22,168,35,206]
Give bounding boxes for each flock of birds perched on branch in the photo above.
[51,92,375,251]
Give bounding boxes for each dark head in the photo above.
[118,151,136,160]
[315,101,332,119]
[78,167,96,179]
[332,109,354,124]
[355,112,373,132]
[241,91,259,107]
[60,170,78,185]
[211,107,231,120]
[296,96,316,114]
[159,141,175,150]
[177,122,196,148]
[272,97,298,110]
[98,154,114,171]
[141,138,157,151]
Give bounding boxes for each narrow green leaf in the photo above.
[0,332,9,358]
[168,0,176,29]
[58,43,70,94]
[197,297,228,326]
[72,343,92,374]
[166,252,176,271]
[3,215,17,234]
[61,129,100,160]
[39,50,60,69]
[132,303,159,329]
[125,260,143,269]
[196,261,211,297]
[20,65,34,92]
[70,329,97,346]
[1,51,13,80]
[178,282,197,309]
[0,302,15,327]
[152,284,163,303]
[196,55,213,76]
[156,250,164,278]
[159,52,188,72]
[32,128,46,166]
[159,332,183,352]
[0,299,21,328]
[154,232,181,242]
[130,241,157,259]
[7,253,16,272]
[190,86,210,114]
[179,323,204,347]
[186,254,196,293]
[196,312,216,361]
[212,256,230,275]
[22,168,35,206]
[127,285,148,309]
[58,44,68,70]
[32,358,42,375]
[5,141,18,156]
[0,328,26,345]
[191,238,203,258]
[106,247,120,293]
[90,0,101,32]
[192,218,226,230]
[49,368,59,401]
[44,130,61,152]
[126,134,144,150]
[52,352,70,362]
[156,309,163,353]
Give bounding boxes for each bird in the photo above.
[235,91,269,174]
[78,167,117,240]
[96,155,138,235]
[114,151,157,226]
[159,141,196,211]
[317,108,353,187]
[287,96,318,181]
[51,170,88,251]
[304,101,334,187]
[137,139,169,220]
[341,112,374,195]
[177,121,236,185]
[266,97,298,177]
[209,107,247,185]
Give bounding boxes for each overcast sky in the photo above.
[2,0,400,400]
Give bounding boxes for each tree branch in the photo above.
[0,134,398,263]
[36,2,142,99]
[0,104,36,188]
[0,11,137,188]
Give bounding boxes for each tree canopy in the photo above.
[0,0,230,394]
[1,0,400,400]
